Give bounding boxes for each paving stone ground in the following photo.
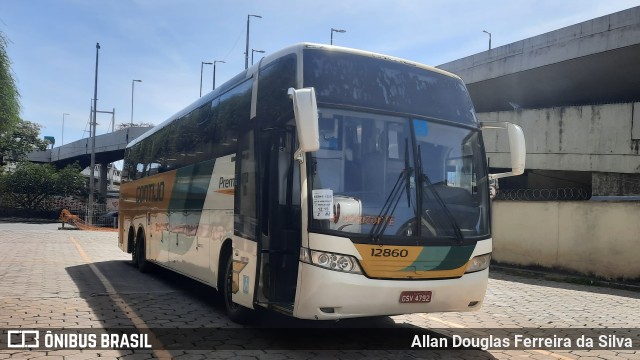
[0,222,638,359]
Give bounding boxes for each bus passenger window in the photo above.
[136,163,146,179]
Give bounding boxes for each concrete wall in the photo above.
[492,201,640,280]
[480,103,640,174]
[592,172,640,196]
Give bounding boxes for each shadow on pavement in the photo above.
[490,268,640,299]
[65,259,497,358]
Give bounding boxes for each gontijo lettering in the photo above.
[136,181,165,203]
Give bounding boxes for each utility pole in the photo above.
[200,61,212,97]
[62,113,69,145]
[244,14,262,69]
[89,42,100,225]
[131,79,141,124]
[213,60,225,90]
[483,30,492,50]
[251,49,265,65]
[331,28,346,45]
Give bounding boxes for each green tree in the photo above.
[0,31,46,165]
[0,162,86,210]
[0,120,48,163]
[55,162,86,197]
[0,32,21,145]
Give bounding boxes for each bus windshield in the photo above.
[303,48,477,126]
[308,108,489,243]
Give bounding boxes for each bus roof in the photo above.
[126,43,462,149]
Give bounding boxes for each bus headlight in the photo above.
[300,248,362,274]
[465,253,491,273]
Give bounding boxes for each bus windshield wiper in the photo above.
[416,146,464,244]
[369,140,413,243]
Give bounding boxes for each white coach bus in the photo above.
[118,43,525,323]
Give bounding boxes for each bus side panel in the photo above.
[231,235,258,309]
[149,210,169,264]
[119,170,178,267]
[175,155,235,285]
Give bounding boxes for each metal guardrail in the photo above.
[62,204,118,229]
[60,209,117,232]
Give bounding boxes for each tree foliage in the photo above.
[0,32,21,143]
[0,32,45,165]
[0,120,48,163]
[0,162,86,210]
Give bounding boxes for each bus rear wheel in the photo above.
[136,234,149,273]
[223,255,254,324]
[129,230,138,267]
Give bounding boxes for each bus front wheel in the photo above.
[223,255,254,324]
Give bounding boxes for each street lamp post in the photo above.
[89,42,100,225]
[483,30,492,50]
[331,28,346,45]
[131,79,142,125]
[251,49,265,65]
[62,113,69,145]
[244,14,262,69]
[213,60,225,90]
[200,61,212,97]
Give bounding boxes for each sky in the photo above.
[2,0,640,152]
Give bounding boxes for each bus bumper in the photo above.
[293,262,489,320]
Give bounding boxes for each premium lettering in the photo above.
[218,177,236,189]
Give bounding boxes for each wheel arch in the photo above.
[127,226,136,253]
[217,237,233,290]
[136,225,146,242]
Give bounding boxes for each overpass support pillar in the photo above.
[99,163,108,202]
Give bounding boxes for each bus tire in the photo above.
[223,255,254,324]
[136,232,149,273]
[130,231,138,267]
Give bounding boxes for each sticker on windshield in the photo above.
[413,119,429,137]
[312,189,334,220]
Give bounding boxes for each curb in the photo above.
[58,226,80,230]
[0,218,58,223]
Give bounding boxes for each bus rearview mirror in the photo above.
[289,87,320,160]
[481,122,526,180]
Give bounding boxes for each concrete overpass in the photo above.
[28,126,151,198]
[28,126,150,168]
[438,6,640,195]
[438,6,640,112]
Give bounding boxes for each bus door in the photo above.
[257,127,301,307]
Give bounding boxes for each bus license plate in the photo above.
[400,291,432,303]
